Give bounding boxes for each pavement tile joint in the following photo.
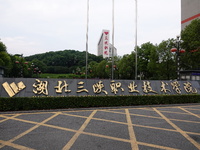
[0,104,200,150]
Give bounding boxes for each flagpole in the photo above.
[112,0,114,80]
[135,0,138,80]
[86,0,89,79]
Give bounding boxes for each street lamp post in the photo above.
[170,35,185,80]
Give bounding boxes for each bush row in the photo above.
[0,94,200,111]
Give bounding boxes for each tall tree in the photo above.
[138,42,157,79]
[147,44,159,79]
[0,41,7,52]
[118,53,135,79]
[181,19,200,69]
[157,39,176,79]
[0,41,12,76]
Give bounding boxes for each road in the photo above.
[0,104,200,150]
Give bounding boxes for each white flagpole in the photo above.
[135,0,138,80]
[86,0,89,79]
[112,0,115,80]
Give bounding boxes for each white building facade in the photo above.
[181,0,200,30]
[97,30,117,58]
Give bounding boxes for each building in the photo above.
[180,70,200,81]
[180,0,200,81]
[181,0,200,30]
[97,30,117,58]
[108,43,117,58]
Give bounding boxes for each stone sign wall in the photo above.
[0,78,200,97]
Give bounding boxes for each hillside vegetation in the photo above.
[25,50,103,74]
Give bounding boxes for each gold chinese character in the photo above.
[77,81,88,93]
[110,80,124,95]
[142,81,157,94]
[33,79,48,96]
[54,80,71,93]
[93,80,108,95]
[171,81,181,94]
[160,81,171,94]
[128,81,139,93]
[183,81,197,94]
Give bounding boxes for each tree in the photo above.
[181,19,200,70]
[138,42,157,79]
[0,41,7,52]
[147,44,159,79]
[96,60,109,79]
[118,53,135,79]
[157,39,176,79]
[88,61,98,78]
[0,41,12,76]
[31,59,47,74]
[8,55,30,77]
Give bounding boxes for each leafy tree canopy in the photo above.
[0,41,7,52]
[181,19,200,51]
[25,50,103,74]
[181,19,200,70]
[0,41,12,76]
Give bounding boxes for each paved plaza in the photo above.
[0,104,200,150]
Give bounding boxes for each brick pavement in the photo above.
[0,104,200,150]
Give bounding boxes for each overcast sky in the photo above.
[0,0,181,57]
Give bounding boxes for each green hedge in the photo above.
[0,95,200,111]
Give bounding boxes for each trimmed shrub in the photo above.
[0,94,200,111]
